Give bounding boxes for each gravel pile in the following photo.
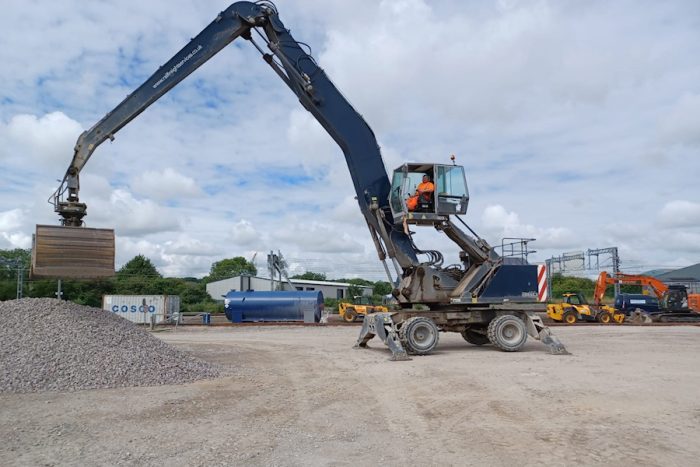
[0,298,219,393]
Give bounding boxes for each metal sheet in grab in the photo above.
[31,224,115,279]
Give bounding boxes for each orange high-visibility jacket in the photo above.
[416,181,434,201]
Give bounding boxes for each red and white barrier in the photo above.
[537,264,548,302]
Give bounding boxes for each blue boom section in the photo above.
[67,2,263,173]
[60,1,419,266]
[480,265,539,303]
[262,11,419,266]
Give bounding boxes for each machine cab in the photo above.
[389,163,469,225]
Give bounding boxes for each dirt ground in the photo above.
[2,325,700,466]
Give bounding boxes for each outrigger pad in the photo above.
[540,333,570,355]
[526,313,571,355]
[354,313,410,361]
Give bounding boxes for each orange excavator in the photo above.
[594,272,700,322]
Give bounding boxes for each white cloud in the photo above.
[659,200,700,228]
[660,93,700,146]
[227,220,264,249]
[87,189,181,237]
[162,236,221,256]
[0,112,82,170]
[0,209,31,249]
[131,168,202,201]
[0,232,31,250]
[481,205,577,250]
[272,221,365,254]
[0,209,24,231]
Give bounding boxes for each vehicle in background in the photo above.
[614,294,660,316]
[547,292,623,324]
[339,296,388,323]
[690,294,700,313]
[595,272,700,322]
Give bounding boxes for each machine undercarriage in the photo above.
[355,306,569,360]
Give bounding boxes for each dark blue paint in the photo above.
[481,265,539,302]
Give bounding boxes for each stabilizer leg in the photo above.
[525,313,570,355]
[354,313,410,361]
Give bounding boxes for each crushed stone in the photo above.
[0,298,219,393]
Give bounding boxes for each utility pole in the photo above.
[546,259,553,302]
[267,250,295,291]
[56,279,63,300]
[0,258,24,299]
[268,250,276,291]
[587,247,621,295]
[16,266,23,299]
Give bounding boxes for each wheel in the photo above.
[400,317,439,355]
[461,327,490,346]
[487,315,528,352]
[343,308,357,323]
[562,311,578,325]
[597,312,612,324]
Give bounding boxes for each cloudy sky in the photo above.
[1,0,699,280]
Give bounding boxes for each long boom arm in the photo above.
[53,1,418,268]
[54,2,264,225]
[48,1,534,308]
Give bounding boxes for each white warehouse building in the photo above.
[206,275,373,301]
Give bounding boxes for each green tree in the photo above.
[0,249,30,300]
[0,248,30,269]
[180,283,211,305]
[551,273,594,301]
[205,257,257,283]
[116,255,161,294]
[60,278,115,307]
[118,255,161,278]
[373,281,392,296]
[292,271,327,281]
[347,284,363,299]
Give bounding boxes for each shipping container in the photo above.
[102,295,180,324]
[31,225,115,279]
[224,290,323,323]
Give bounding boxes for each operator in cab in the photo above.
[406,174,435,211]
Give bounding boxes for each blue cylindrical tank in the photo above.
[224,290,324,323]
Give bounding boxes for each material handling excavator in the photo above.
[32,1,567,359]
[594,272,700,322]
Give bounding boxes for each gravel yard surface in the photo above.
[1,324,700,466]
[0,298,218,393]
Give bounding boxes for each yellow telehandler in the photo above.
[339,296,388,323]
[547,292,624,324]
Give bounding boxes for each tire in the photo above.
[597,312,612,324]
[461,327,490,346]
[562,311,578,325]
[400,317,439,355]
[343,308,357,323]
[487,315,528,352]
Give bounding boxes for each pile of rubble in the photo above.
[0,298,219,393]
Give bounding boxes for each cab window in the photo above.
[390,171,405,214]
[436,165,467,197]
